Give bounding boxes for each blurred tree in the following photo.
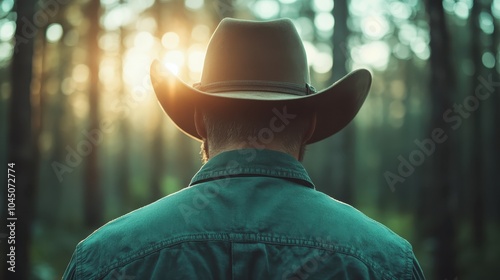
[330,0,356,204]
[5,0,39,279]
[469,0,484,248]
[48,22,71,221]
[424,0,457,278]
[34,18,60,227]
[117,0,132,211]
[84,0,104,228]
[150,0,166,202]
[324,0,354,204]
[490,0,500,222]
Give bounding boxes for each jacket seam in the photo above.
[192,169,312,185]
[89,232,400,279]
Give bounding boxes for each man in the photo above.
[63,18,425,279]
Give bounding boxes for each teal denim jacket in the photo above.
[63,149,425,279]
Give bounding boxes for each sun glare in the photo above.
[162,50,185,76]
[163,63,180,76]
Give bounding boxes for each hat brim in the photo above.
[150,60,372,144]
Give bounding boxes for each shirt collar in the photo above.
[189,149,315,189]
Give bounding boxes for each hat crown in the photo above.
[200,18,310,89]
[150,18,372,144]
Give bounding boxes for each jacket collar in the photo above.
[189,149,315,189]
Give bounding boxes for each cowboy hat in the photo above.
[150,18,372,144]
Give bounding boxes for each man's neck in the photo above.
[208,143,300,161]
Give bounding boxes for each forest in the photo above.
[0,0,499,279]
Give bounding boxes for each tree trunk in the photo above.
[116,1,131,211]
[149,0,166,202]
[469,0,484,248]
[49,20,72,221]
[425,0,457,278]
[488,0,500,222]
[5,0,39,278]
[328,0,353,204]
[84,0,103,228]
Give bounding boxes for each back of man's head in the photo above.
[198,105,315,162]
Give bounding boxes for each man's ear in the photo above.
[302,113,317,144]
[194,109,207,139]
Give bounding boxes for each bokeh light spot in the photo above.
[185,0,204,10]
[312,0,334,12]
[454,2,469,20]
[351,41,390,70]
[46,23,64,43]
[398,23,417,45]
[493,0,500,19]
[102,5,134,30]
[314,12,334,32]
[482,52,495,68]
[443,0,455,13]
[0,20,15,41]
[312,52,333,74]
[390,2,412,20]
[253,0,280,19]
[101,0,119,7]
[479,12,494,34]
[0,42,13,62]
[134,31,154,51]
[129,0,155,11]
[393,43,411,60]
[0,0,14,15]
[72,64,90,83]
[361,16,389,40]
[162,32,180,49]
[191,25,210,42]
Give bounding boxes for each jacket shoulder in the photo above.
[298,191,417,279]
[73,188,195,279]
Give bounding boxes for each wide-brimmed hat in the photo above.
[150,18,372,144]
